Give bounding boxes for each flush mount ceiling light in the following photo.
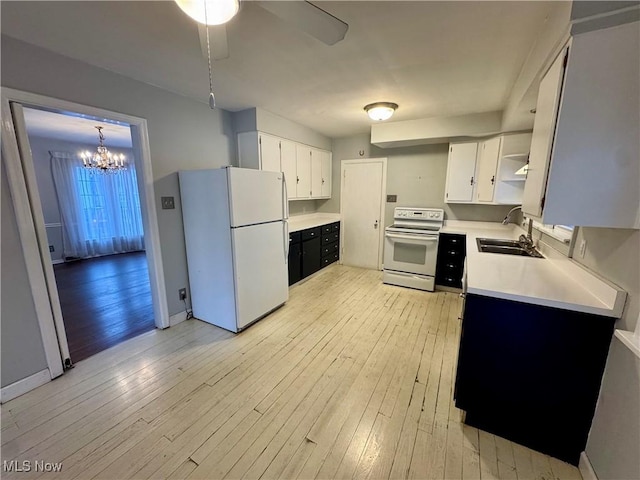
[175,0,239,25]
[364,102,398,121]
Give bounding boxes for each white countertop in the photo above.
[288,213,341,233]
[441,220,627,318]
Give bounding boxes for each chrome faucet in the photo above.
[503,206,535,250]
[502,205,522,225]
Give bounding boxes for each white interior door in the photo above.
[232,221,288,330]
[340,159,386,270]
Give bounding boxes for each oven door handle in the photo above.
[385,232,439,242]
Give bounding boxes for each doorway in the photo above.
[1,88,168,376]
[21,107,155,362]
[340,158,387,270]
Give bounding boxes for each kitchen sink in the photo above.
[476,238,543,258]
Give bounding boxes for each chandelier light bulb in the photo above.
[174,0,239,25]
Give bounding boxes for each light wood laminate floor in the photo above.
[1,265,581,480]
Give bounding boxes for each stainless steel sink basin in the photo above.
[476,238,543,258]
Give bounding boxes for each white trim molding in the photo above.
[339,157,388,270]
[1,88,170,385]
[169,311,189,327]
[579,452,599,480]
[0,369,50,404]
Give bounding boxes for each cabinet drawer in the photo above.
[289,231,301,245]
[301,227,321,241]
[322,242,339,257]
[331,222,340,232]
[439,276,463,288]
[440,233,466,253]
[322,232,340,244]
[322,252,339,267]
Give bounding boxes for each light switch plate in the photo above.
[161,196,175,210]
[387,195,397,203]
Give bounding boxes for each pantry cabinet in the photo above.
[523,22,639,229]
[238,131,332,201]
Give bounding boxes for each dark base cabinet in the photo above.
[436,233,466,288]
[288,221,340,286]
[454,293,615,465]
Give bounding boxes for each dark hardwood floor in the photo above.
[53,251,155,363]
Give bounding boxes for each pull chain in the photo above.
[204,1,216,109]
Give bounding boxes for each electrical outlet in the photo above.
[578,239,587,258]
[49,245,55,252]
[161,196,175,210]
[179,288,187,301]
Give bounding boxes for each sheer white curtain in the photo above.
[50,151,144,259]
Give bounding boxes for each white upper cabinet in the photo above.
[446,133,532,205]
[280,140,297,200]
[445,142,478,203]
[295,144,312,199]
[259,133,281,173]
[310,148,323,198]
[320,150,332,198]
[237,131,332,201]
[476,137,502,202]
[524,22,639,229]
[522,48,567,218]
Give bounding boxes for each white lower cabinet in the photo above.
[238,131,332,201]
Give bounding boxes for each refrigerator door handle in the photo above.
[284,220,290,263]
[282,173,289,220]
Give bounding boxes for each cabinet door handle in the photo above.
[322,178,325,184]
[470,176,474,186]
[490,175,495,185]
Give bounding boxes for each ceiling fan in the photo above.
[177,0,349,61]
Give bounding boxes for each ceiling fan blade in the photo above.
[258,1,348,46]
[198,23,229,60]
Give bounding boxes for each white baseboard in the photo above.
[0,369,51,404]
[51,259,64,265]
[579,452,599,480]
[169,311,188,327]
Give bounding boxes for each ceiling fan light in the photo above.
[364,102,398,121]
[175,0,239,26]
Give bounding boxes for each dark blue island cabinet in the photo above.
[454,293,615,466]
[288,222,340,286]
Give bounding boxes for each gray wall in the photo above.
[28,135,135,263]
[317,133,515,225]
[576,227,640,480]
[1,160,49,387]
[2,35,236,319]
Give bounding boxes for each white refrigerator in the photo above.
[179,167,289,332]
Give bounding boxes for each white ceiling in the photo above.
[2,1,564,139]
[23,107,133,148]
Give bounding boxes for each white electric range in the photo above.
[383,207,444,292]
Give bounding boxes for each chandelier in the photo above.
[80,126,126,172]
